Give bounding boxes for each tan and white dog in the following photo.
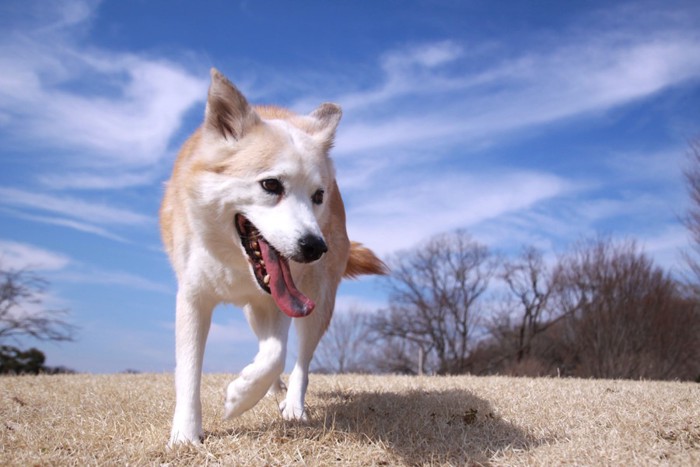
[160,68,386,445]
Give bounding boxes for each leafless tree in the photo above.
[498,246,556,363]
[682,137,700,293]
[368,335,424,375]
[313,308,373,374]
[370,230,498,375]
[551,238,700,380]
[0,263,76,343]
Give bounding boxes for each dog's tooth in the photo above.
[254,250,262,257]
[251,240,259,249]
[263,274,270,285]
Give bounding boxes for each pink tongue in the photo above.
[258,240,315,318]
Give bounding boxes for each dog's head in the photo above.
[192,69,342,317]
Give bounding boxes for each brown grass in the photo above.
[1,373,698,466]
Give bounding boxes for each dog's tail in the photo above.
[344,241,389,278]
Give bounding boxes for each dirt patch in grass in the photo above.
[1,373,698,465]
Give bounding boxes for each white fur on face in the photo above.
[245,121,331,259]
[195,119,333,260]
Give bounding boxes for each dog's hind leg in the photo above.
[280,307,328,421]
[169,290,215,446]
[223,303,290,419]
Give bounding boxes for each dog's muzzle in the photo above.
[235,214,316,318]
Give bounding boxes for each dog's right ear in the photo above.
[204,68,260,141]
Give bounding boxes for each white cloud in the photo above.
[0,187,150,226]
[322,27,700,158]
[345,170,569,254]
[604,147,686,184]
[466,171,688,269]
[28,59,206,166]
[639,225,691,273]
[0,239,71,271]
[59,268,171,294]
[0,0,207,188]
[325,15,699,260]
[0,0,695,263]
[324,41,466,113]
[0,237,169,292]
[37,171,155,190]
[383,41,463,71]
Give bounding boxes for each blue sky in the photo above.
[1,0,698,373]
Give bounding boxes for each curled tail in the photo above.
[344,241,389,278]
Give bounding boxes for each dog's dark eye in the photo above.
[261,178,284,196]
[312,189,324,205]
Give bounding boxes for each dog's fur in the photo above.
[160,69,386,445]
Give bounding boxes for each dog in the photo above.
[160,68,386,445]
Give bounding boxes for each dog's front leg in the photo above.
[223,304,290,419]
[280,309,327,421]
[169,289,214,446]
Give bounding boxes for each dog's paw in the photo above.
[168,411,204,448]
[223,396,238,420]
[279,399,308,421]
[168,427,204,448]
[223,380,247,419]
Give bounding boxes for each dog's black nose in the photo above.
[298,234,327,263]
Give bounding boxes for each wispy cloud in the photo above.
[312,8,699,254]
[0,239,71,271]
[639,225,690,273]
[330,35,700,157]
[1,0,695,261]
[0,237,169,292]
[0,187,150,226]
[0,0,207,189]
[60,268,171,294]
[346,170,570,254]
[0,209,129,243]
[37,171,156,191]
[0,0,207,243]
[23,59,206,167]
[604,147,686,185]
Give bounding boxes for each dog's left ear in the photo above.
[205,68,261,141]
[309,103,342,151]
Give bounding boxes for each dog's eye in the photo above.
[311,189,324,205]
[260,178,284,196]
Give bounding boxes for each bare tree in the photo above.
[551,238,700,380]
[682,137,700,293]
[370,230,497,375]
[499,246,555,363]
[365,334,424,375]
[0,263,76,343]
[313,308,372,374]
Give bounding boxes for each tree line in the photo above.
[315,234,700,381]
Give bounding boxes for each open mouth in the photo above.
[235,214,315,318]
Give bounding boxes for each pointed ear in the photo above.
[204,68,260,140]
[309,103,342,143]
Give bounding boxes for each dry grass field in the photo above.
[1,373,698,466]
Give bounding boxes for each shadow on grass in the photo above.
[207,387,542,465]
[313,388,541,465]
